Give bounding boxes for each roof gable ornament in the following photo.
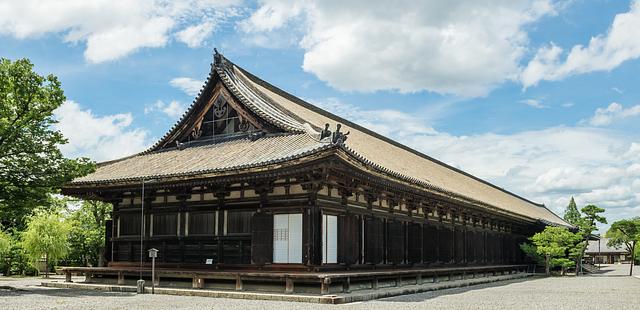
[214,48,232,71]
[320,123,350,145]
[214,48,222,66]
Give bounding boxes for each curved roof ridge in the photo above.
[216,64,306,133]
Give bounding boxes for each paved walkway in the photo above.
[1,265,639,309]
[589,263,639,277]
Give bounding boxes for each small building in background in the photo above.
[585,238,629,264]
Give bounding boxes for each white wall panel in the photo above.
[273,213,302,263]
[273,214,289,263]
[288,213,303,264]
[322,214,337,264]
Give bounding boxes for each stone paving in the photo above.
[1,264,639,309]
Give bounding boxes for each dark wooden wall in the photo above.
[104,170,533,270]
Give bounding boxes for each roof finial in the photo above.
[320,123,331,140]
[332,124,350,144]
[214,48,222,66]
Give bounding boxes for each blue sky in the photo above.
[2,0,639,231]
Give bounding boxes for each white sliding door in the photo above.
[273,213,302,263]
[322,214,337,264]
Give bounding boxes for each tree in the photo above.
[575,204,607,275]
[563,197,581,226]
[606,218,640,276]
[67,200,112,267]
[0,227,10,257]
[530,226,582,276]
[0,58,94,230]
[21,208,70,277]
[520,242,544,266]
[551,258,575,276]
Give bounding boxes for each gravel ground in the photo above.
[1,265,639,310]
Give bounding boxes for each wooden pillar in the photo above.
[65,270,72,283]
[285,277,294,294]
[303,180,322,266]
[235,275,243,291]
[192,276,204,289]
[342,277,351,293]
[321,278,330,294]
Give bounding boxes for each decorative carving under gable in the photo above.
[169,82,274,147]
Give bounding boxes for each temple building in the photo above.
[62,50,569,294]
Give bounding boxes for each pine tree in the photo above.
[563,197,581,225]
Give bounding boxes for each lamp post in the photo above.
[148,248,158,294]
[137,178,157,293]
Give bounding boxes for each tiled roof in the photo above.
[71,133,332,184]
[586,238,628,254]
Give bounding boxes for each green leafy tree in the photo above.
[67,200,112,267]
[519,242,544,266]
[0,227,11,273]
[575,204,607,275]
[563,197,581,226]
[551,258,576,276]
[530,226,582,276]
[0,58,95,230]
[21,208,70,277]
[5,239,38,276]
[0,227,10,256]
[606,218,640,276]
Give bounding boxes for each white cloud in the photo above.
[145,100,187,118]
[312,98,640,232]
[170,77,203,97]
[409,127,639,232]
[585,102,640,126]
[176,21,215,48]
[54,101,151,161]
[310,97,437,139]
[242,0,560,97]
[0,0,241,63]
[520,98,546,108]
[521,1,640,87]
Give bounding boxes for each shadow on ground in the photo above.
[0,286,136,298]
